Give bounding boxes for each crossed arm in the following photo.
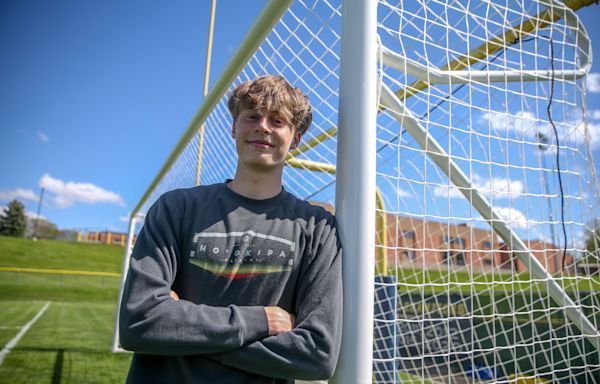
[121,243,341,380]
[169,290,295,336]
[121,244,340,380]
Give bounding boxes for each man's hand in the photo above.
[170,290,179,301]
[264,306,295,335]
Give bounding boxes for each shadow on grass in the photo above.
[12,346,131,384]
[14,347,69,384]
[52,349,64,384]
[16,346,108,354]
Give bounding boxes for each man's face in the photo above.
[232,108,301,172]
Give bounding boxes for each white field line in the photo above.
[0,301,51,366]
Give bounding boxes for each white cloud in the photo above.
[586,122,600,148]
[433,185,465,199]
[590,109,600,120]
[481,110,537,136]
[39,173,125,208]
[580,110,600,149]
[392,185,411,198]
[25,211,46,220]
[587,73,600,93]
[0,206,45,221]
[572,230,587,253]
[37,130,49,142]
[574,120,600,149]
[0,188,38,202]
[487,177,524,197]
[119,214,130,223]
[482,109,600,150]
[496,207,529,229]
[432,176,523,200]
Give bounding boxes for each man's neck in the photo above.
[228,168,283,200]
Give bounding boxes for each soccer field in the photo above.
[0,299,131,383]
[0,237,435,383]
[0,237,132,383]
[2,236,599,383]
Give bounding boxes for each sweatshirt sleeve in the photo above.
[118,192,269,355]
[211,215,343,381]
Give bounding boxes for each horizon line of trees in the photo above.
[0,198,76,240]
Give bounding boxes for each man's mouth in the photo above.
[247,139,273,148]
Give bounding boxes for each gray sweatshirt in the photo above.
[119,182,342,383]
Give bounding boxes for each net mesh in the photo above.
[125,0,600,381]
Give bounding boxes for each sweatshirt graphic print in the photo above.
[189,229,296,278]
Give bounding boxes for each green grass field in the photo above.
[0,236,123,272]
[0,236,131,383]
[1,235,598,383]
[0,236,435,384]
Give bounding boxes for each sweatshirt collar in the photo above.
[221,180,289,212]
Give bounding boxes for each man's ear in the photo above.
[231,121,237,139]
[290,131,302,149]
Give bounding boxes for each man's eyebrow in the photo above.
[240,109,260,117]
[269,110,291,121]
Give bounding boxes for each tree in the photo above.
[584,218,600,260]
[0,199,27,237]
[25,216,59,239]
[578,219,600,275]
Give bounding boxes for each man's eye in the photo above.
[272,119,284,126]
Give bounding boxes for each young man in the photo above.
[119,75,343,383]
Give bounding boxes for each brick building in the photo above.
[79,230,134,247]
[380,214,573,274]
[312,202,573,274]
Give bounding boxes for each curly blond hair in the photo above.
[228,75,312,135]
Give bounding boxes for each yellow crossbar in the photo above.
[390,0,596,104]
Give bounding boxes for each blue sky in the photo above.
[0,0,267,232]
[1,1,599,234]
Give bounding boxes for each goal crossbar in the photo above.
[390,0,596,105]
[381,0,591,84]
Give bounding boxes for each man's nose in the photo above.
[256,116,271,132]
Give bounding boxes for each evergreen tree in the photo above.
[0,199,27,237]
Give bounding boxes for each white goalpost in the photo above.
[113,0,600,382]
[333,0,377,381]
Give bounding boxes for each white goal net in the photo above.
[115,0,600,382]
